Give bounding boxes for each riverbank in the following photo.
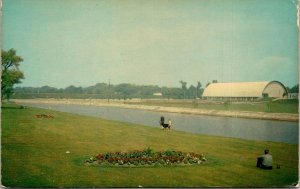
[1,104,298,187]
[13,99,299,122]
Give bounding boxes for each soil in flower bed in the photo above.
[85,148,207,167]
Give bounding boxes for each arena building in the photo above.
[202,81,288,101]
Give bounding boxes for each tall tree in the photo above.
[179,80,187,99]
[196,81,202,98]
[187,85,197,99]
[290,84,299,93]
[1,49,25,100]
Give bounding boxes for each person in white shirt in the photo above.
[256,149,273,169]
[168,119,172,130]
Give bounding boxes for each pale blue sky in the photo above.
[2,0,299,88]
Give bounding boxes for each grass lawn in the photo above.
[125,99,299,114]
[1,103,298,187]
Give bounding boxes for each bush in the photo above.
[143,147,154,156]
[87,149,206,167]
[118,160,124,165]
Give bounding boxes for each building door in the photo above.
[262,93,269,98]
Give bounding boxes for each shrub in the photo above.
[123,158,129,164]
[96,154,104,160]
[88,149,206,167]
[86,156,97,163]
[143,147,154,157]
[163,149,176,156]
[192,157,199,163]
[118,160,124,165]
[158,159,165,164]
[104,153,113,159]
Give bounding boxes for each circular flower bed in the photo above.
[85,148,206,167]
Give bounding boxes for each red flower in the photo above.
[96,154,105,160]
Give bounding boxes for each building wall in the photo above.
[262,82,287,98]
[202,81,287,100]
[202,82,269,98]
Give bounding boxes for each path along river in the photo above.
[22,103,299,144]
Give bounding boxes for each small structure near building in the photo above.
[153,92,162,96]
[202,81,287,101]
[288,93,299,99]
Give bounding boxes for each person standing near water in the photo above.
[168,119,172,130]
[160,116,165,128]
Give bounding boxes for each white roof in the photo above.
[202,81,271,97]
[153,92,162,96]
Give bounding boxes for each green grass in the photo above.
[125,99,299,113]
[1,103,298,187]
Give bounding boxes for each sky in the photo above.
[2,0,299,88]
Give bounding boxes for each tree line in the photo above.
[286,84,299,93]
[13,82,205,100]
[2,48,206,100]
[13,81,298,100]
[2,48,299,100]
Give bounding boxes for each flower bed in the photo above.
[85,148,206,167]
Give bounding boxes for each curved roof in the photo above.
[202,81,286,97]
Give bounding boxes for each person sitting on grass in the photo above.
[256,149,273,169]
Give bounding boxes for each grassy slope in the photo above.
[125,99,299,114]
[1,104,298,187]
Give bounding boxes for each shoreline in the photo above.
[12,99,299,122]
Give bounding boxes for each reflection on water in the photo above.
[23,103,298,144]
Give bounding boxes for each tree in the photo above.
[65,85,83,93]
[290,84,299,93]
[187,85,197,99]
[179,80,187,99]
[196,81,202,98]
[1,49,25,100]
[212,80,218,83]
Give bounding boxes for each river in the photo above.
[22,103,299,144]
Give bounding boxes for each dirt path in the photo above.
[13,99,299,122]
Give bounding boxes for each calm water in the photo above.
[22,103,299,144]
